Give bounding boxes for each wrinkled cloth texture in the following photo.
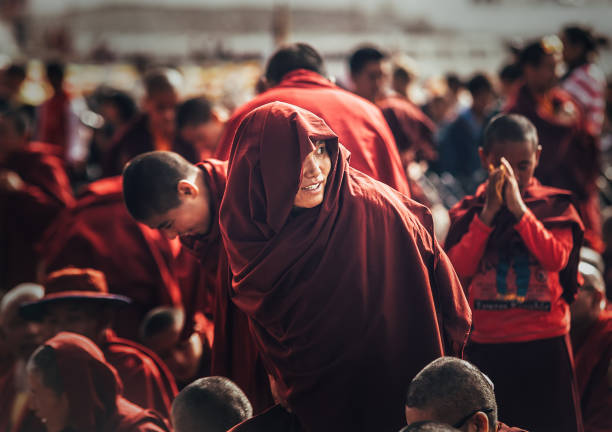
[179,160,274,413]
[43,332,170,432]
[219,101,471,432]
[214,69,411,196]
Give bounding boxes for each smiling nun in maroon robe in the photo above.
[219,101,471,432]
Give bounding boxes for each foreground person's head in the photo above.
[122,151,212,239]
[171,376,252,432]
[405,357,498,432]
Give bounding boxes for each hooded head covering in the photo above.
[219,102,471,431]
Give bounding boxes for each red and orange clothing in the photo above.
[446,178,585,432]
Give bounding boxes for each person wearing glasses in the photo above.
[404,357,527,432]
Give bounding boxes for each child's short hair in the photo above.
[482,113,538,154]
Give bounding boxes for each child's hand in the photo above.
[501,157,527,220]
[480,164,505,226]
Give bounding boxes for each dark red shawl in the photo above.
[445,178,584,304]
[0,142,74,290]
[214,69,411,196]
[219,102,471,432]
[179,159,274,413]
[44,332,170,432]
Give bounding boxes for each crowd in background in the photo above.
[0,21,611,432]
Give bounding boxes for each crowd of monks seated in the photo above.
[1,24,611,432]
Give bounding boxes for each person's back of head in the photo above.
[405,357,497,432]
[45,61,65,91]
[467,73,494,116]
[171,376,252,432]
[122,151,198,223]
[264,43,325,86]
[400,421,462,432]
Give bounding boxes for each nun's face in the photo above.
[294,141,331,209]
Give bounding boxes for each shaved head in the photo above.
[122,151,199,222]
[405,358,497,432]
[171,376,252,432]
[401,421,462,432]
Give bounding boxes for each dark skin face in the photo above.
[41,301,108,344]
[351,60,389,103]
[524,53,558,95]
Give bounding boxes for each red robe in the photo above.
[572,311,612,432]
[100,329,177,421]
[179,159,274,413]
[0,142,74,290]
[37,89,69,154]
[505,84,601,250]
[38,176,200,341]
[44,332,170,432]
[219,102,471,432]
[214,69,411,196]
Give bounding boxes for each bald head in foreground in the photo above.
[171,376,253,432]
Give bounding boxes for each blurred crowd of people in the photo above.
[0,21,611,432]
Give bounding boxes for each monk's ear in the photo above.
[177,179,199,199]
[534,145,542,165]
[469,411,490,432]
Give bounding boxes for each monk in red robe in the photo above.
[0,109,74,291]
[571,261,612,432]
[36,62,70,157]
[27,332,170,431]
[348,46,437,167]
[213,43,411,196]
[122,153,274,413]
[106,68,198,176]
[218,101,471,432]
[38,175,201,340]
[0,284,46,432]
[20,267,178,421]
[505,40,601,250]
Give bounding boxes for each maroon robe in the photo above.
[0,141,74,290]
[100,329,178,421]
[38,176,199,340]
[44,332,170,432]
[214,69,411,196]
[572,311,612,432]
[219,102,471,432]
[179,159,274,413]
[505,84,601,250]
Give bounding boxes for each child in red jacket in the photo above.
[446,113,585,432]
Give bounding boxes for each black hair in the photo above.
[176,97,213,131]
[405,358,498,432]
[445,73,463,92]
[171,376,253,432]
[498,63,522,83]
[466,73,493,96]
[348,46,387,76]
[482,113,538,154]
[102,89,138,124]
[265,43,325,85]
[519,41,552,68]
[29,345,64,396]
[45,61,65,82]
[563,25,608,56]
[122,151,197,221]
[5,64,26,81]
[144,69,177,96]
